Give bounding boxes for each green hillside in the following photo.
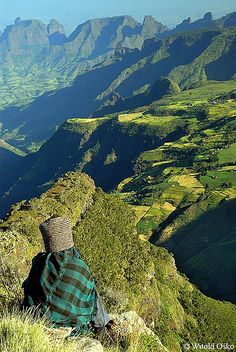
[115,81,236,302]
[0,13,236,351]
[1,27,235,151]
[0,81,235,306]
[0,112,189,215]
[0,12,233,113]
[98,28,236,99]
[0,15,168,112]
[1,172,236,352]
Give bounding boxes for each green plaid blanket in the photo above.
[22,247,97,335]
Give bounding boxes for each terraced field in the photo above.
[201,170,236,188]
[118,89,236,236]
[218,143,236,165]
[116,81,236,302]
[0,80,235,303]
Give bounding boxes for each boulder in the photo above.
[112,310,155,336]
[75,337,104,352]
[45,328,103,351]
[111,311,169,351]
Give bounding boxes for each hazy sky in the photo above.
[0,0,235,34]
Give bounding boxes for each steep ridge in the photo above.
[0,139,25,170]
[0,19,49,62]
[102,28,236,98]
[0,15,168,112]
[0,171,236,351]
[0,113,188,217]
[1,81,235,304]
[0,12,234,114]
[94,76,181,116]
[161,11,236,38]
[65,15,167,57]
[114,81,236,303]
[1,27,235,151]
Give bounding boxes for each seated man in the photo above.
[22,215,110,336]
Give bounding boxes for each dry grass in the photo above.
[0,310,79,352]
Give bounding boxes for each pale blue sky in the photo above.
[0,0,235,34]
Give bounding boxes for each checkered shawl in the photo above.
[22,247,97,335]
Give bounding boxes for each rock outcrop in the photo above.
[47,19,67,45]
[45,310,169,352]
[111,311,169,351]
[76,338,104,352]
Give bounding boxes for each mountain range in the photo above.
[0,11,235,111]
[0,79,235,304]
[0,15,168,113]
[0,23,235,151]
[0,10,236,350]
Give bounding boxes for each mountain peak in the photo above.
[143,15,156,24]
[223,12,236,27]
[182,17,191,25]
[14,17,21,25]
[1,19,48,53]
[47,18,66,45]
[203,12,213,21]
[47,19,66,35]
[142,15,169,36]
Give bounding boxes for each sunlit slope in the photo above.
[116,82,236,302]
[0,16,169,111]
[0,172,236,352]
[0,80,235,214]
[0,82,235,303]
[1,28,235,151]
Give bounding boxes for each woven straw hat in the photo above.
[39,215,74,253]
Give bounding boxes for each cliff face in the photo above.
[0,19,49,60]
[1,27,235,152]
[47,19,67,45]
[162,11,236,38]
[0,114,188,216]
[0,15,167,64]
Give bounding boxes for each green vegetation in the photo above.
[201,170,236,188]
[1,27,235,151]
[0,309,171,352]
[0,311,79,352]
[218,143,236,165]
[112,80,236,302]
[0,110,189,216]
[99,28,236,103]
[0,310,167,352]
[0,16,236,352]
[0,139,26,156]
[1,172,236,352]
[1,81,235,305]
